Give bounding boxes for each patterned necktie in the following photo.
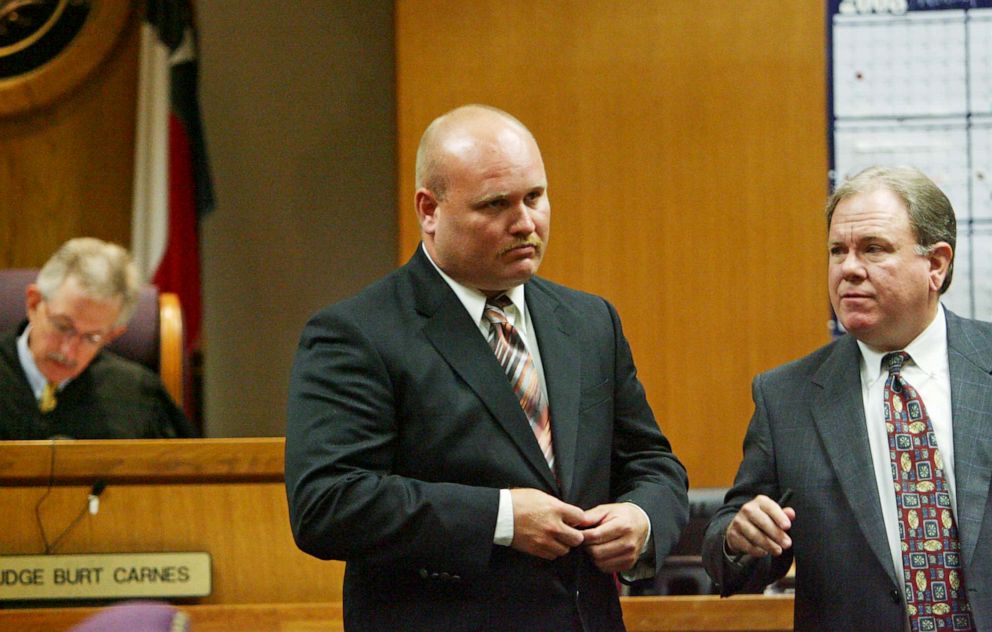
[484,295,554,471]
[883,352,973,631]
[39,382,58,414]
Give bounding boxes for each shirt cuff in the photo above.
[723,536,748,569]
[627,501,652,556]
[493,488,514,546]
[619,501,654,581]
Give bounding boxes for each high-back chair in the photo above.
[69,601,191,632]
[0,268,187,412]
[626,487,729,596]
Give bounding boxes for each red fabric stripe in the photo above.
[153,112,202,349]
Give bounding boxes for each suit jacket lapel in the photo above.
[526,281,580,500]
[811,335,899,586]
[409,250,559,491]
[946,311,992,564]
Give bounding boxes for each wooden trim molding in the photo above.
[622,595,794,631]
[0,437,286,485]
[0,597,795,632]
[0,0,134,117]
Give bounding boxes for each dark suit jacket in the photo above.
[0,327,194,440]
[285,248,688,632]
[702,310,992,631]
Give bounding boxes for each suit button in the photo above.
[418,568,428,579]
[890,589,901,604]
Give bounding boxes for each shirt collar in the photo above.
[17,324,51,398]
[421,244,528,332]
[858,304,947,383]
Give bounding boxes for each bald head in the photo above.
[413,104,550,292]
[415,105,537,201]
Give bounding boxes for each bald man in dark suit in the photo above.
[285,105,688,631]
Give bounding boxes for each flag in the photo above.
[132,0,213,350]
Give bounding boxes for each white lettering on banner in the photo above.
[839,0,909,15]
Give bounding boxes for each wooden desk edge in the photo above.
[0,437,286,484]
[623,595,794,630]
[0,596,794,632]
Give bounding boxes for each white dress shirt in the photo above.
[420,245,651,556]
[17,325,68,400]
[422,246,548,545]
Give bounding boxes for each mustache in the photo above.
[46,352,77,368]
[499,236,544,256]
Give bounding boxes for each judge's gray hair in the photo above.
[36,237,141,325]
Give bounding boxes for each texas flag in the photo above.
[131,0,213,350]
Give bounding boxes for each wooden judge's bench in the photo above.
[0,439,793,631]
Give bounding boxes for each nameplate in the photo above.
[0,552,211,600]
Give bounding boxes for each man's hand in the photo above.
[579,503,649,573]
[509,488,586,559]
[725,495,796,559]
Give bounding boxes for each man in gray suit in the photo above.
[285,105,688,631]
[703,166,991,631]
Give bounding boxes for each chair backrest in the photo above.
[671,486,729,557]
[0,268,186,408]
[626,487,729,596]
[69,600,190,632]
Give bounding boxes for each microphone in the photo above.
[35,440,110,554]
[45,479,110,554]
[88,479,107,515]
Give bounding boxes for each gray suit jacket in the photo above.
[702,309,992,631]
[285,248,688,632]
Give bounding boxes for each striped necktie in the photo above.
[484,295,554,471]
[883,351,973,631]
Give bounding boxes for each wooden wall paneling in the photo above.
[0,439,345,604]
[0,440,798,629]
[0,0,140,269]
[395,1,830,486]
